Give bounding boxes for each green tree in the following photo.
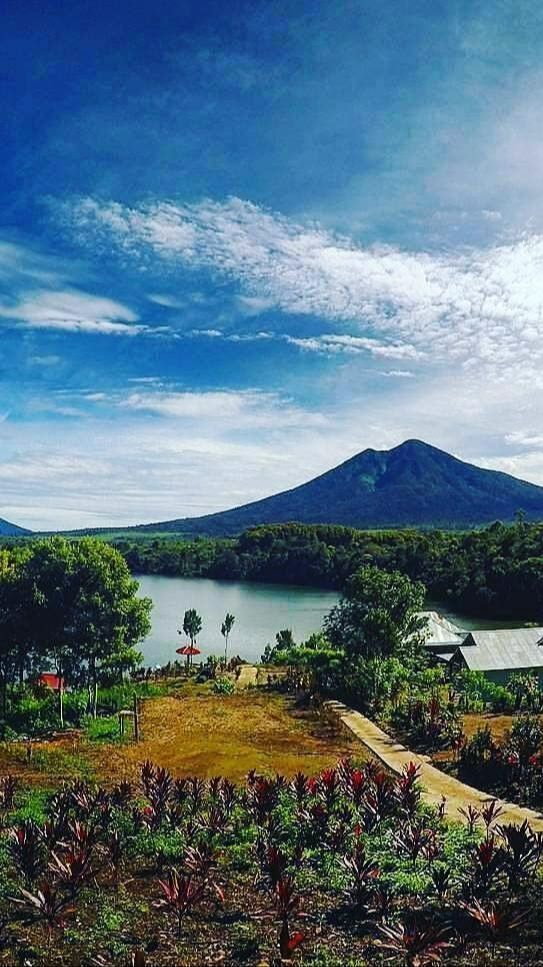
[324,565,427,661]
[180,608,202,670]
[220,612,235,665]
[13,538,152,725]
[0,545,32,716]
[68,539,152,717]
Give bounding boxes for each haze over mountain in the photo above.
[119,440,543,537]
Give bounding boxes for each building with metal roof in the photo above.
[451,627,543,684]
[420,610,466,663]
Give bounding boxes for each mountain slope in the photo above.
[130,439,543,536]
[0,517,31,537]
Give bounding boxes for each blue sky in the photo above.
[3,0,543,528]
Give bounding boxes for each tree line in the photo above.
[104,518,543,620]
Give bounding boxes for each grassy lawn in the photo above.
[0,688,357,789]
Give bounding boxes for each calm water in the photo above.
[136,575,339,666]
[135,576,527,668]
[425,598,529,631]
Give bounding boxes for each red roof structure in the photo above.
[37,673,65,691]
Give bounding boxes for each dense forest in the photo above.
[104,519,543,620]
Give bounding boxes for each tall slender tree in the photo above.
[180,608,202,670]
[220,612,235,665]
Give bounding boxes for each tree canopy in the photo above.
[0,537,152,723]
[324,565,427,660]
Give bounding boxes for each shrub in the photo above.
[508,714,543,760]
[213,677,235,695]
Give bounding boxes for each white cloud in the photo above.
[284,333,421,359]
[65,195,543,377]
[188,327,418,358]
[147,293,186,308]
[0,289,142,335]
[119,388,326,429]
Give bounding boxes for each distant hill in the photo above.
[0,517,31,537]
[112,439,543,536]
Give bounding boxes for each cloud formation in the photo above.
[0,289,141,335]
[120,388,326,429]
[66,196,543,377]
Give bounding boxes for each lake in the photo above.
[135,576,528,668]
[136,575,340,666]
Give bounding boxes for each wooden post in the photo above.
[133,693,139,743]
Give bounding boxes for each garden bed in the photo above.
[1,754,543,965]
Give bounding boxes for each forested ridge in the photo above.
[101,519,543,620]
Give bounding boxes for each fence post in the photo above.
[133,693,140,742]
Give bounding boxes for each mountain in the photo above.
[0,517,31,537]
[127,439,543,536]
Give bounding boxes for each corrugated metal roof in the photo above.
[420,610,465,645]
[459,628,543,672]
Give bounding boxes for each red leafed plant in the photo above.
[341,841,380,909]
[12,881,75,939]
[9,820,44,884]
[273,875,304,963]
[459,898,530,952]
[376,919,453,966]
[49,845,95,900]
[155,868,206,937]
[458,804,480,834]
[480,799,503,833]
[395,761,422,816]
[470,836,504,894]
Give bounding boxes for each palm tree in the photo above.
[221,613,235,665]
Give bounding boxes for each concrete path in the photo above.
[323,699,543,831]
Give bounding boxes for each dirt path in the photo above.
[324,699,543,830]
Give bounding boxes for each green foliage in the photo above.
[0,688,87,737]
[507,671,541,711]
[454,670,515,713]
[0,536,152,729]
[324,565,428,660]
[221,611,235,663]
[102,519,543,624]
[64,886,147,960]
[212,676,235,695]
[83,714,119,742]
[97,681,167,713]
[509,714,543,759]
[8,787,50,825]
[28,745,97,782]
[181,607,202,645]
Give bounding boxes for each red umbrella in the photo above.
[176,644,201,670]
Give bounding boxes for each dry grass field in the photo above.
[0,690,357,789]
